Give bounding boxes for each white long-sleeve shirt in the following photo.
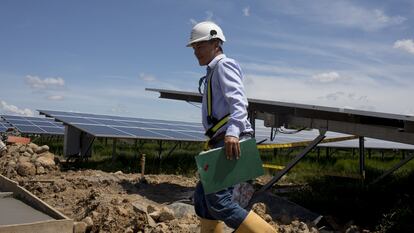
[201,54,253,138]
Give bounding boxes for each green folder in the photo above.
[195,138,264,194]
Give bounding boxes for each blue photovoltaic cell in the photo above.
[53,116,99,124]
[38,126,65,134]
[0,119,9,133]
[88,118,130,127]
[71,124,134,137]
[13,125,45,134]
[116,121,153,128]
[1,115,64,135]
[148,129,202,141]
[5,119,31,125]
[30,121,57,127]
[112,127,170,139]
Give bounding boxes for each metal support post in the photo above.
[112,139,117,163]
[140,154,146,178]
[359,136,365,179]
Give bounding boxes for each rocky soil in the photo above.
[0,142,368,233]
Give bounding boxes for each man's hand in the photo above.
[224,136,240,160]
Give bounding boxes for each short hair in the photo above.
[210,38,223,52]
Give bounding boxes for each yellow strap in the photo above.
[207,75,212,116]
[262,163,284,170]
[257,135,359,150]
[211,115,229,132]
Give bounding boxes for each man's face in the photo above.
[191,41,217,66]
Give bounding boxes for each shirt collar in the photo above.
[207,54,226,70]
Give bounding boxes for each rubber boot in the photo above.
[200,218,224,233]
[234,211,277,233]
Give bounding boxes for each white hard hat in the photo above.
[186,21,226,47]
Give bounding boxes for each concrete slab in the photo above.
[0,196,54,225]
[0,175,73,233]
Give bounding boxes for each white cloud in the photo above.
[0,100,34,116]
[110,104,130,114]
[269,1,406,31]
[243,71,413,115]
[311,72,342,83]
[243,6,250,16]
[323,91,345,101]
[393,39,414,54]
[139,73,157,82]
[319,92,368,103]
[25,75,65,89]
[47,95,64,101]
[189,18,197,25]
[205,11,214,21]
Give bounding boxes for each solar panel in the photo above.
[1,115,64,135]
[38,110,207,142]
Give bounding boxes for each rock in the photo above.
[82,216,93,229]
[150,207,175,222]
[7,161,16,169]
[91,211,100,219]
[26,147,34,155]
[11,151,19,157]
[18,156,30,164]
[167,202,195,218]
[36,153,55,169]
[264,214,272,222]
[114,170,123,175]
[124,227,134,233]
[151,223,168,233]
[73,221,87,233]
[28,143,38,151]
[299,221,309,231]
[19,146,26,153]
[22,151,31,157]
[111,198,122,205]
[147,204,158,214]
[116,206,130,216]
[17,162,36,176]
[35,145,49,154]
[36,165,46,175]
[132,202,157,227]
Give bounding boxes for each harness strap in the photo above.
[205,58,230,138]
[205,114,230,138]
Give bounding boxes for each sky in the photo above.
[1,0,414,123]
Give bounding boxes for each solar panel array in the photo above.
[1,115,64,135]
[38,110,206,142]
[37,109,414,150]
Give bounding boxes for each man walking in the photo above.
[187,21,276,233]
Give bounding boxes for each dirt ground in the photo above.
[0,142,366,233]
